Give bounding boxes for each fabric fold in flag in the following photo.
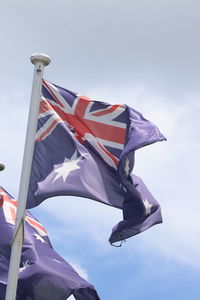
[27,80,166,243]
[0,187,100,300]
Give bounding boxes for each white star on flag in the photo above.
[33,233,47,244]
[53,259,62,263]
[124,158,130,176]
[19,261,30,273]
[143,198,153,216]
[67,296,76,300]
[52,150,82,183]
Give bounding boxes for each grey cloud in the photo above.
[0,0,199,97]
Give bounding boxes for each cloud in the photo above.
[125,89,200,268]
[36,196,121,249]
[1,0,200,96]
[68,260,89,281]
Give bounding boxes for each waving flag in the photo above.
[27,80,166,243]
[0,187,100,300]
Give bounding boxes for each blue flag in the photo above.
[0,187,100,300]
[27,80,166,243]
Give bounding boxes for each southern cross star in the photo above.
[52,150,82,183]
[19,261,30,273]
[33,233,47,244]
[143,198,153,216]
[124,158,130,176]
[53,259,61,263]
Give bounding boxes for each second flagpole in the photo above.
[5,53,51,300]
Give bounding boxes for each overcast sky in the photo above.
[0,1,200,299]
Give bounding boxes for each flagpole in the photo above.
[5,53,51,300]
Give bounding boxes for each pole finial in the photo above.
[30,53,51,66]
[0,162,5,171]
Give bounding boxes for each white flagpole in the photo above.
[5,53,51,300]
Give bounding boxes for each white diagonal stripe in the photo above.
[84,133,117,168]
[95,137,124,150]
[36,114,62,140]
[85,104,126,128]
[44,81,74,113]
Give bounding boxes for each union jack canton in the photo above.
[0,187,47,236]
[38,80,128,169]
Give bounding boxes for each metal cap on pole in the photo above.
[0,162,5,171]
[30,53,51,66]
[5,53,51,300]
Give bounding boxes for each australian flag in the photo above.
[0,187,100,300]
[27,80,166,243]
